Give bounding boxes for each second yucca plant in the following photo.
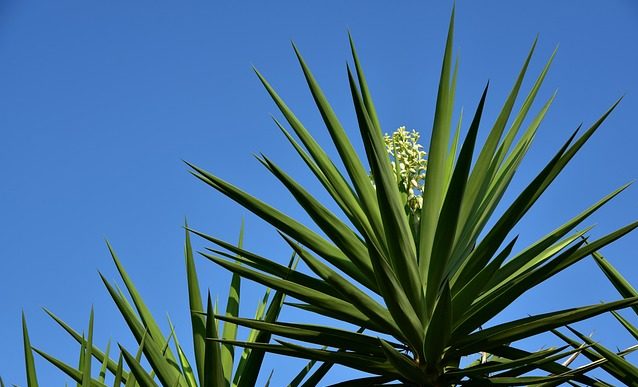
[21,225,332,386]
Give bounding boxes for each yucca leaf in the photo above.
[378,339,424,382]
[347,65,425,353]
[81,308,94,387]
[478,374,583,386]
[457,38,540,234]
[22,313,39,387]
[258,155,376,288]
[188,162,371,289]
[331,376,400,387]
[299,361,336,387]
[279,339,401,377]
[206,246,341,300]
[328,375,396,387]
[97,341,110,383]
[487,181,630,288]
[193,228,341,299]
[488,345,602,386]
[220,222,244,387]
[119,346,158,387]
[444,109,463,204]
[293,43,387,254]
[457,44,553,253]
[236,254,295,387]
[418,6,456,283]
[253,69,385,251]
[273,118,367,233]
[214,314,386,355]
[451,236,517,319]
[457,48,557,261]
[184,222,206,387]
[448,346,567,377]
[566,326,638,383]
[492,47,557,169]
[281,234,401,338]
[295,329,366,387]
[287,359,317,387]
[451,127,577,287]
[263,370,274,387]
[461,237,587,331]
[113,354,123,387]
[447,95,551,272]
[443,59,459,195]
[426,84,488,315]
[100,274,182,386]
[253,67,355,197]
[591,249,638,316]
[288,356,330,387]
[453,91,557,266]
[233,267,279,386]
[192,226,332,286]
[106,243,178,367]
[78,332,87,385]
[611,311,638,341]
[490,345,589,380]
[203,293,224,387]
[348,32,381,134]
[457,220,638,337]
[43,308,129,383]
[124,335,147,387]
[458,97,620,287]
[552,329,638,383]
[454,296,638,356]
[535,95,620,182]
[176,344,196,387]
[348,62,424,319]
[202,252,386,332]
[497,227,594,290]
[32,348,107,387]
[106,245,184,384]
[219,339,398,377]
[167,318,197,387]
[424,281,452,365]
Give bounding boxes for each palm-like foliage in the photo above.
[551,250,638,384]
[187,9,638,386]
[21,225,330,387]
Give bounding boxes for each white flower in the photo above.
[380,126,428,213]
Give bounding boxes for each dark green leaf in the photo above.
[22,313,39,387]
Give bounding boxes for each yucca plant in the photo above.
[185,8,638,386]
[21,224,332,386]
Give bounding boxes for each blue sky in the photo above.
[1,1,637,385]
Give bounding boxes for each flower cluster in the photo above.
[382,126,427,213]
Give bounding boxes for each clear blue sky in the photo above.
[1,1,637,385]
